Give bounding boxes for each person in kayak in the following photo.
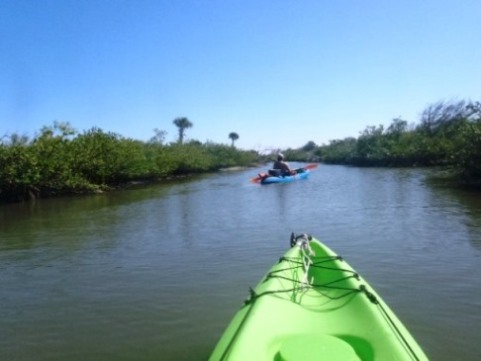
[272,153,295,176]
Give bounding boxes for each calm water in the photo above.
[1,164,481,360]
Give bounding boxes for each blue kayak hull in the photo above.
[260,170,310,184]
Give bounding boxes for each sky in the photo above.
[1,0,480,151]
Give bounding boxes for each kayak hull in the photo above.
[209,235,428,361]
[260,169,310,184]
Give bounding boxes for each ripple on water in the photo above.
[1,165,481,360]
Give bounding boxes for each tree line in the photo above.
[0,120,257,203]
[283,100,481,186]
[3,99,480,203]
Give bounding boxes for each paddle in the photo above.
[296,163,318,172]
[250,163,318,183]
[250,173,267,183]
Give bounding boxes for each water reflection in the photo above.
[0,179,195,251]
[428,184,481,250]
[1,165,481,361]
[271,183,288,222]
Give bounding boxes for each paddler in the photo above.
[273,153,295,176]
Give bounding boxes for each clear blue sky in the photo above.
[1,0,480,151]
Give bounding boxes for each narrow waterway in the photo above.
[1,164,481,360]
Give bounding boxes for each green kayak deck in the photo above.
[209,234,428,361]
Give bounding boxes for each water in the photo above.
[1,164,481,360]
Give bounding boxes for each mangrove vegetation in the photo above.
[283,100,481,186]
[2,99,481,203]
[0,122,258,202]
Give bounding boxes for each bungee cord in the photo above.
[217,233,423,361]
[248,234,422,361]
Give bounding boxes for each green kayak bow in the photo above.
[209,233,428,361]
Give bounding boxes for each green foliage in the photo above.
[282,99,481,185]
[281,141,321,162]
[319,138,357,164]
[31,123,77,190]
[451,114,481,182]
[0,144,40,200]
[302,141,317,152]
[204,142,257,168]
[162,143,213,174]
[0,123,261,202]
[5,98,480,202]
[70,128,149,184]
[352,125,388,165]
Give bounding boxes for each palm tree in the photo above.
[173,117,193,144]
[228,132,239,147]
